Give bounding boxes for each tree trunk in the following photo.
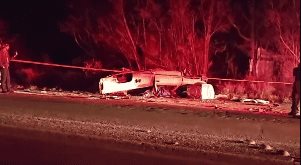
[250,0,257,78]
[203,35,210,75]
[120,0,141,70]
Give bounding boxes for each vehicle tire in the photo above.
[187,84,201,99]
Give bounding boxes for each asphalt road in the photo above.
[0,93,299,165]
[0,125,207,165]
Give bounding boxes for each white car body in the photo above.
[99,70,215,99]
[99,71,154,95]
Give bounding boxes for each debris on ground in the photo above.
[248,140,256,145]
[230,97,241,102]
[215,94,228,100]
[155,87,173,98]
[142,90,154,98]
[277,150,291,157]
[241,99,270,104]
[105,95,130,100]
[264,144,273,150]
[11,85,291,115]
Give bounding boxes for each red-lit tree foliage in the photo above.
[61,0,299,79]
[266,0,300,65]
[227,0,261,77]
[256,0,300,81]
[61,0,231,75]
[189,0,231,75]
[60,0,142,70]
[228,0,300,80]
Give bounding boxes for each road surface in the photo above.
[0,93,299,164]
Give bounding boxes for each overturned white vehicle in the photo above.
[99,70,215,99]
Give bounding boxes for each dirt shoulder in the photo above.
[13,89,293,116]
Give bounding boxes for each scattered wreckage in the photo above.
[99,70,215,99]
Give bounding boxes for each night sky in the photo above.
[0,0,84,64]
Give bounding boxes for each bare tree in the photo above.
[267,0,300,65]
[61,0,230,75]
[191,0,231,75]
[140,0,231,75]
[227,0,267,78]
[61,0,142,70]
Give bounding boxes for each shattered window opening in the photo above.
[116,73,133,83]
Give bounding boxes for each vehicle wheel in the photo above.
[187,84,201,99]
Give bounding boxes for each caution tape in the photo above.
[11,59,123,73]
[10,59,293,85]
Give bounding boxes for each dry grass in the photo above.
[214,81,292,103]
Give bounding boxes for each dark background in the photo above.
[0,0,106,92]
[0,0,83,63]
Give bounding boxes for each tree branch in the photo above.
[279,34,297,58]
[227,17,251,42]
